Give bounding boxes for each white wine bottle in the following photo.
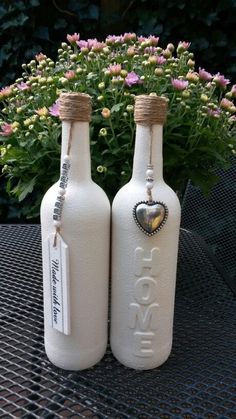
[41,93,110,370]
[110,95,181,369]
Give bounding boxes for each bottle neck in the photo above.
[60,121,91,181]
[131,124,163,182]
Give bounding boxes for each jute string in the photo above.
[134,95,168,203]
[134,95,167,126]
[59,92,92,122]
[53,93,91,247]
[148,126,153,203]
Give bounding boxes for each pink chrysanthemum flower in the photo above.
[220,98,234,110]
[17,82,30,91]
[178,41,191,50]
[231,85,236,98]
[106,35,122,45]
[207,108,221,117]
[144,47,157,54]
[198,68,213,81]
[0,123,13,136]
[108,63,122,76]
[148,35,159,46]
[123,32,136,42]
[127,47,136,56]
[92,41,106,52]
[67,33,80,44]
[64,70,76,80]
[125,71,141,87]
[171,78,189,90]
[78,38,106,52]
[138,36,147,43]
[0,86,12,98]
[213,72,230,89]
[35,53,47,62]
[77,40,89,50]
[156,56,166,65]
[49,100,60,117]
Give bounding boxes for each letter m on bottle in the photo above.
[129,303,159,331]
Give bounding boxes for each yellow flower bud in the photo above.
[148,56,157,65]
[229,106,236,114]
[24,119,31,126]
[59,77,68,85]
[126,105,134,112]
[99,128,107,136]
[98,82,105,90]
[38,77,47,85]
[120,70,128,78]
[12,121,20,128]
[101,108,111,118]
[186,72,199,83]
[1,147,6,157]
[97,165,104,173]
[167,43,175,52]
[182,90,190,98]
[155,68,164,76]
[201,94,209,103]
[187,59,195,67]
[36,107,48,117]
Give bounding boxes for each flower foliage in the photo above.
[0,32,235,219]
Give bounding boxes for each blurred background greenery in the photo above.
[0,0,235,222]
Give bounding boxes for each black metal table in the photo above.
[0,224,235,419]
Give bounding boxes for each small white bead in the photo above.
[146,181,154,190]
[58,187,66,196]
[146,169,154,177]
[63,154,70,163]
[53,220,61,227]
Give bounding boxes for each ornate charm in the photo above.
[133,201,168,236]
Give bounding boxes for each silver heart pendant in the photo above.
[133,201,168,236]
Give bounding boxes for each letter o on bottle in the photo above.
[134,277,157,305]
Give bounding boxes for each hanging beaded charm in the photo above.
[53,123,73,247]
[133,133,168,236]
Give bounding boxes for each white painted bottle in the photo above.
[41,93,110,370]
[110,95,181,369]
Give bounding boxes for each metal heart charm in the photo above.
[133,201,168,236]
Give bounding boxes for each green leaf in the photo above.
[111,103,123,113]
[18,177,37,202]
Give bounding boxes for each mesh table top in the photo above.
[0,224,235,419]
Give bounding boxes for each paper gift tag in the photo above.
[47,233,70,335]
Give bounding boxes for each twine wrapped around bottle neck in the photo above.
[134,95,167,126]
[59,92,92,122]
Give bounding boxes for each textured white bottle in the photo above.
[41,109,110,370]
[111,99,181,369]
